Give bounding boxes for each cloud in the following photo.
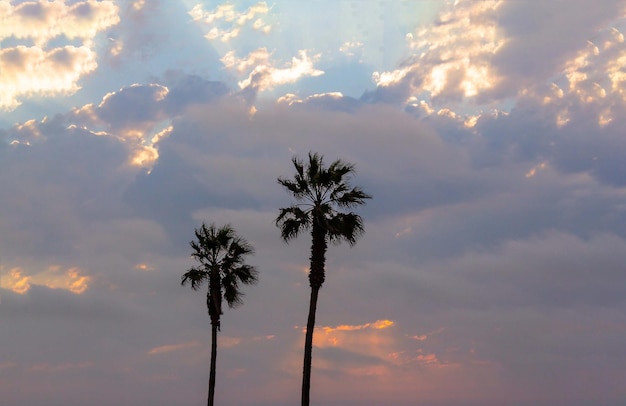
[277,92,361,113]
[24,266,92,294]
[312,320,398,375]
[3,267,31,294]
[148,341,200,355]
[188,1,335,101]
[321,319,394,333]
[0,45,98,110]
[419,231,626,311]
[229,48,324,92]
[27,361,94,373]
[0,74,232,266]
[410,327,445,342]
[0,0,119,47]
[366,0,626,108]
[493,0,625,91]
[189,2,271,42]
[394,21,626,189]
[134,263,155,272]
[338,41,364,60]
[0,0,120,110]
[2,95,626,405]
[3,7,626,401]
[366,0,506,105]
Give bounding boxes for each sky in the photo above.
[1,0,626,405]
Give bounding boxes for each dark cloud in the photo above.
[4,80,626,404]
[3,2,626,405]
[471,93,626,187]
[295,93,362,113]
[162,72,229,114]
[493,0,624,87]
[0,123,132,260]
[95,83,169,132]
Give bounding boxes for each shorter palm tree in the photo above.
[182,223,258,406]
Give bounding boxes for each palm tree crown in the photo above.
[181,223,258,328]
[276,152,371,287]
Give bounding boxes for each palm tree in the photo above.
[276,152,371,406]
[181,223,258,406]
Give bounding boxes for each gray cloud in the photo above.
[4,78,626,404]
[367,0,626,109]
[493,0,624,88]
[3,2,626,406]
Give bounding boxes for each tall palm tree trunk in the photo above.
[208,322,217,406]
[302,221,327,406]
[302,285,319,406]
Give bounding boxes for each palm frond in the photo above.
[232,264,259,285]
[307,152,322,185]
[328,159,354,183]
[276,206,311,241]
[277,178,306,199]
[222,280,243,308]
[277,152,370,245]
[182,222,257,317]
[222,264,258,308]
[334,186,372,208]
[326,212,365,246]
[181,267,208,290]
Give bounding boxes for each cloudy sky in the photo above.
[2,1,626,405]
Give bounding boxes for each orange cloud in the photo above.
[409,327,445,342]
[134,263,155,272]
[1,265,91,295]
[148,341,201,355]
[219,336,243,348]
[4,267,32,294]
[27,362,94,373]
[321,319,394,333]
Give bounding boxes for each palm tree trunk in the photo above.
[208,322,217,406]
[302,221,327,406]
[302,285,320,406]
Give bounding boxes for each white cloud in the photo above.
[510,23,626,130]
[371,0,506,104]
[221,47,271,74]
[0,45,98,110]
[368,0,626,109]
[189,1,271,42]
[339,41,364,60]
[0,0,119,47]
[0,0,119,110]
[236,49,324,91]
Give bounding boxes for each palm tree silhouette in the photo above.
[276,152,371,406]
[182,223,258,406]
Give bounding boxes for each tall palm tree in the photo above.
[276,152,371,406]
[181,223,258,406]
